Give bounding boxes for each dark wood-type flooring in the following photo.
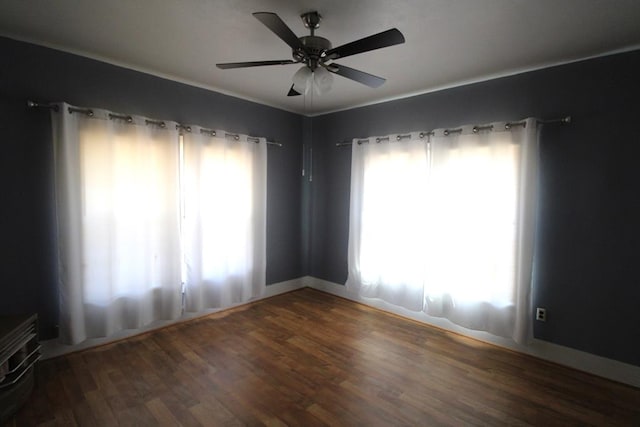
[6,288,640,426]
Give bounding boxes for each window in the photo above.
[52,104,267,344]
[347,121,538,343]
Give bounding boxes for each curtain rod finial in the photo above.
[27,100,59,111]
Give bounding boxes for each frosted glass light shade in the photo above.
[292,66,312,95]
[313,67,333,95]
[291,65,333,96]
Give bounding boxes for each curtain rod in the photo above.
[27,100,283,147]
[335,116,572,147]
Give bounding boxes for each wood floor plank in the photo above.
[153,392,202,427]
[189,401,243,427]
[84,390,118,426]
[145,397,182,426]
[7,288,640,426]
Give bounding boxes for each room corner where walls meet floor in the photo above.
[40,275,640,389]
[304,276,640,389]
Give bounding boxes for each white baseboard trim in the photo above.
[41,277,307,359]
[41,275,640,389]
[303,275,640,389]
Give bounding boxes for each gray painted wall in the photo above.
[2,34,639,368]
[309,50,640,367]
[0,36,305,339]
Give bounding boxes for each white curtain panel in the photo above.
[425,119,538,343]
[346,133,429,311]
[346,120,538,344]
[52,103,182,344]
[182,128,267,312]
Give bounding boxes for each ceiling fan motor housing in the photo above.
[296,36,332,69]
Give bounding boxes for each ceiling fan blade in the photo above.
[253,12,304,51]
[324,28,405,60]
[331,63,386,88]
[216,60,296,69]
[287,85,301,96]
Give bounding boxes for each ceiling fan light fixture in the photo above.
[292,65,334,96]
[312,66,333,95]
[292,66,313,94]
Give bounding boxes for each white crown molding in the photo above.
[4,32,640,118]
[307,44,640,117]
[0,32,301,116]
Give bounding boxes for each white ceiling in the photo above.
[1,0,640,116]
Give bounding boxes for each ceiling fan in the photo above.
[216,11,405,97]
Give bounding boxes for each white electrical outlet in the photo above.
[536,307,547,322]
